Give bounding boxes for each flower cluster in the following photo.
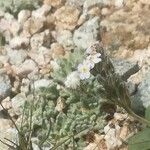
[64,42,101,89]
[78,42,102,80]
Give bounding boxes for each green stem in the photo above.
[126,107,150,126]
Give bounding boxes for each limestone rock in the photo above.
[29,46,51,66]
[0,128,18,150]
[100,3,150,52]
[18,10,31,24]
[0,97,11,111]
[133,70,150,108]
[30,30,51,49]
[73,17,100,49]
[11,93,27,115]
[54,6,80,30]
[44,0,65,7]
[83,0,103,12]
[0,73,11,101]
[7,49,27,65]
[10,36,29,49]
[33,79,52,90]
[10,20,21,37]
[56,30,74,51]
[0,10,4,18]
[66,0,85,8]
[13,59,38,77]
[20,78,30,94]
[51,43,65,58]
[23,17,44,35]
[32,4,51,18]
[113,59,140,81]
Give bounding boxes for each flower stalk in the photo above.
[81,42,150,126]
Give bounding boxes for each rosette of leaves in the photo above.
[22,50,106,149]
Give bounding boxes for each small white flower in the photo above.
[78,62,91,80]
[87,53,102,64]
[65,71,80,89]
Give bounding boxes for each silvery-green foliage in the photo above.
[23,50,105,149]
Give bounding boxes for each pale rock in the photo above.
[113,59,139,81]
[8,108,17,117]
[83,0,103,12]
[33,79,52,90]
[11,93,27,115]
[32,143,40,150]
[30,30,51,49]
[51,43,65,59]
[0,119,12,129]
[66,0,85,8]
[7,49,27,65]
[46,14,55,30]
[104,123,122,150]
[133,70,150,108]
[0,73,11,101]
[77,13,87,26]
[10,20,21,37]
[12,79,21,93]
[56,30,74,51]
[88,6,101,16]
[115,0,124,7]
[4,12,14,21]
[18,10,31,24]
[0,19,11,32]
[23,17,44,35]
[44,0,65,7]
[32,4,51,18]
[140,0,150,5]
[101,7,111,16]
[84,143,100,150]
[84,134,107,150]
[13,59,38,77]
[73,17,100,49]
[55,97,65,112]
[100,4,150,51]
[2,30,12,43]
[0,55,9,65]
[0,10,4,18]
[114,113,128,121]
[10,36,29,49]
[0,128,18,150]
[54,6,80,30]
[20,78,30,94]
[39,64,51,75]
[119,123,129,140]
[29,47,51,66]
[50,60,60,71]
[0,17,20,40]
[0,97,11,111]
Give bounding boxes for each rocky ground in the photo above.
[0,0,150,149]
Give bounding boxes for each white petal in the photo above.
[93,57,102,63]
[84,72,91,79]
[96,53,101,57]
[79,74,86,80]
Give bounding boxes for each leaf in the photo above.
[128,128,150,150]
[145,106,150,121]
